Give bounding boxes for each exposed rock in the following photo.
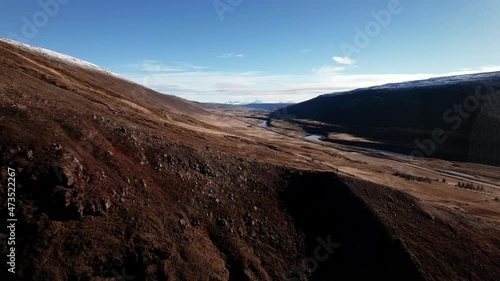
[50,143,62,151]
[215,218,227,227]
[101,198,112,211]
[51,165,76,187]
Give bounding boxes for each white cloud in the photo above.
[450,66,500,75]
[118,63,500,104]
[216,53,246,59]
[174,62,208,70]
[312,66,346,75]
[124,59,184,73]
[121,60,209,73]
[332,56,356,65]
[479,66,500,72]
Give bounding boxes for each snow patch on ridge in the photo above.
[321,71,500,98]
[0,37,137,85]
[366,72,500,90]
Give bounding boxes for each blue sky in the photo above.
[1,0,500,103]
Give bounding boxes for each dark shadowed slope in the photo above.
[272,73,500,165]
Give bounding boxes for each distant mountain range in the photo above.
[240,103,295,110]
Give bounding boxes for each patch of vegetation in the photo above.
[456,182,485,191]
[40,74,57,85]
[346,158,368,165]
[393,172,433,183]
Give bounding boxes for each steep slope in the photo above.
[1,39,499,281]
[0,38,208,122]
[272,73,500,165]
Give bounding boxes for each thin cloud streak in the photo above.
[216,53,246,59]
[124,59,184,72]
[121,60,208,73]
